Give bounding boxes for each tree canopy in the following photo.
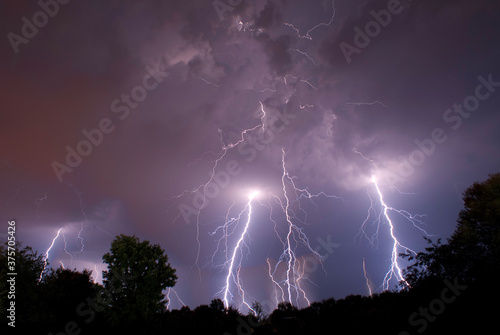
[0,244,45,324]
[102,234,177,323]
[403,173,500,287]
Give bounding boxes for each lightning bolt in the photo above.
[76,222,85,253]
[196,76,221,88]
[291,48,318,65]
[34,192,48,220]
[283,0,336,40]
[273,149,320,304]
[258,101,267,132]
[170,103,271,277]
[362,258,373,296]
[252,87,277,94]
[210,148,341,312]
[92,264,99,283]
[62,230,76,264]
[283,74,319,91]
[299,103,314,110]
[64,184,110,260]
[220,190,259,312]
[166,288,186,309]
[354,150,376,166]
[39,228,64,282]
[300,78,318,91]
[282,151,302,304]
[38,185,113,277]
[345,100,389,108]
[194,125,261,275]
[265,149,341,307]
[295,258,314,306]
[69,184,89,222]
[358,175,429,291]
[170,92,340,310]
[267,258,285,304]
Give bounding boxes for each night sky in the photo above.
[1,0,500,312]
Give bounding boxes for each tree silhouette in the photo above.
[209,298,225,312]
[0,243,45,325]
[251,300,266,322]
[40,267,97,326]
[403,173,500,286]
[102,234,177,323]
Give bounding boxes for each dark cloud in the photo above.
[255,2,282,29]
[262,34,293,75]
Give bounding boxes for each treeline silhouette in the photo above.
[1,173,499,334]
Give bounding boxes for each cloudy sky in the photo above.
[1,0,499,312]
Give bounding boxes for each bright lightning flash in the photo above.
[359,175,429,292]
[39,228,63,282]
[170,121,263,278]
[248,190,261,200]
[266,149,333,306]
[210,149,342,313]
[220,190,259,312]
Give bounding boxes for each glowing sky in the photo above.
[1,0,500,311]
